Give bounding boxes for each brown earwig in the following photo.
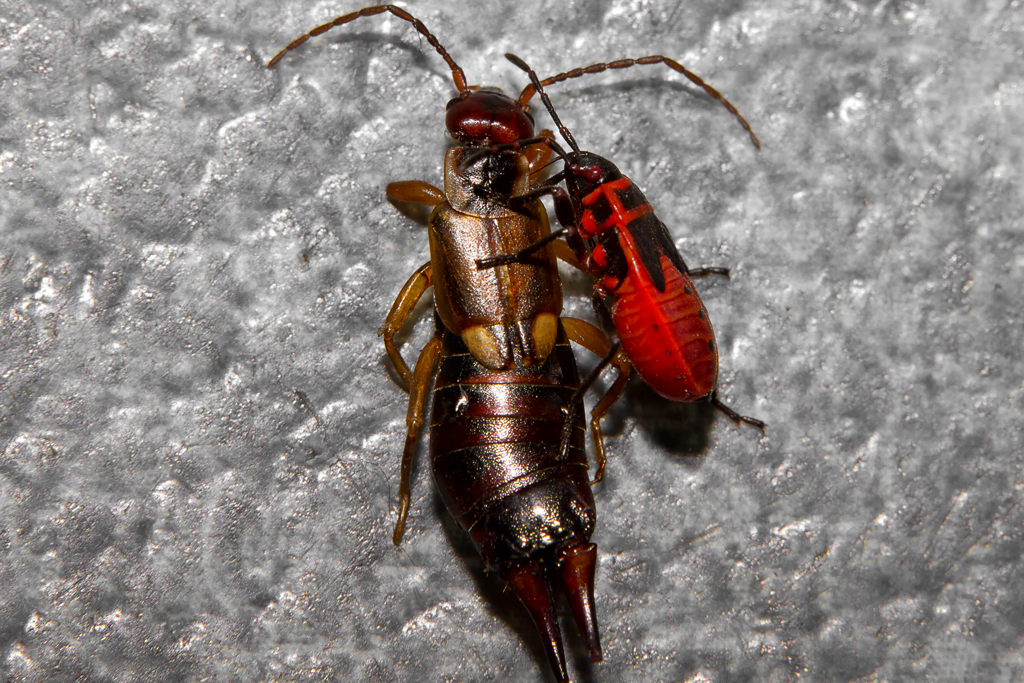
[269,7,629,681]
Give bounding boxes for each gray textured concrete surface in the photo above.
[2,0,1023,681]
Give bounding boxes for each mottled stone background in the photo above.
[1,0,1022,681]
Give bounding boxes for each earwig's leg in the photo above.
[524,128,555,173]
[562,317,631,484]
[392,331,442,546]
[378,262,432,389]
[378,181,444,386]
[710,390,767,430]
[388,181,446,227]
[386,180,446,206]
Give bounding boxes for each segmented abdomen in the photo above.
[429,325,595,568]
[611,254,718,402]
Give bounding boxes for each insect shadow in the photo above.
[628,379,718,458]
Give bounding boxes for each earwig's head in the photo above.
[445,88,535,144]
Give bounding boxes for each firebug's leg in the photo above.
[378,262,433,389]
[473,227,586,274]
[474,230,589,278]
[386,180,446,206]
[392,331,443,546]
[566,342,622,466]
[469,182,557,220]
[551,238,587,273]
[562,317,631,484]
[472,183,585,271]
[458,135,564,175]
[519,55,761,150]
[710,390,767,430]
[464,165,566,213]
[544,182,578,229]
[682,266,762,429]
[687,266,731,278]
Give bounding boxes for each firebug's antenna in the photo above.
[507,53,582,155]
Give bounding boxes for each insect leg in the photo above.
[392,331,442,546]
[524,129,556,172]
[687,266,731,278]
[473,186,583,271]
[386,180,446,206]
[562,317,631,484]
[548,238,585,272]
[378,262,432,388]
[710,390,767,430]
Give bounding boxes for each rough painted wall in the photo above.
[2,1,1022,681]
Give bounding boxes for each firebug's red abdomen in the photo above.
[610,253,718,401]
[589,181,720,406]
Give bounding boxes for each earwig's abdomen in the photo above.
[611,254,719,402]
[429,325,594,569]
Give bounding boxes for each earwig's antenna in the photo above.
[267,4,468,93]
[518,54,760,150]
